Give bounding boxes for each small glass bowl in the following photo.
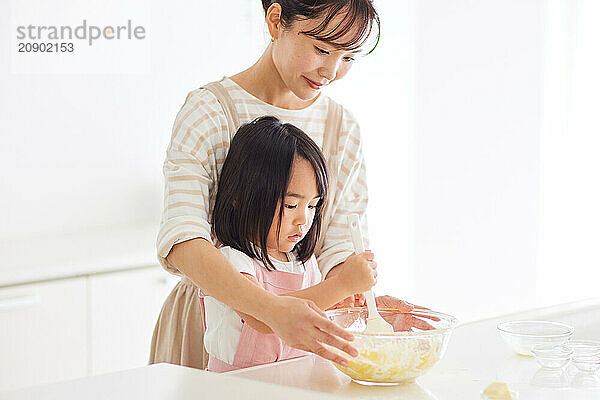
[531,344,573,369]
[572,354,600,373]
[497,321,574,356]
[566,340,600,374]
[566,339,600,357]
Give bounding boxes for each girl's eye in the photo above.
[343,56,355,62]
[284,204,297,209]
[315,46,329,55]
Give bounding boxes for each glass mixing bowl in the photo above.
[325,307,458,385]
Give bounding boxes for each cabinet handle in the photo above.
[0,295,40,311]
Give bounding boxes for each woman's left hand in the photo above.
[330,294,438,331]
[336,293,415,312]
[374,295,437,331]
[374,295,414,311]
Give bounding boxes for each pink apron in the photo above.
[207,256,320,372]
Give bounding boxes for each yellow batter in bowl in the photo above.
[325,308,457,385]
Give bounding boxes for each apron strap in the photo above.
[315,98,343,257]
[190,78,241,298]
[200,77,241,215]
[202,77,241,136]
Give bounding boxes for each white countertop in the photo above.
[5,299,600,400]
[2,363,336,400]
[232,299,600,399]
[0,223,159,287]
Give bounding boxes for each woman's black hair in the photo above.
[261,0,380,54]
[212,116,328,271]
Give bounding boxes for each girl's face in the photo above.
[271,13,362,101]
[266,158,321,260]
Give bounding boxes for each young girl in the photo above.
[204,116,377,372]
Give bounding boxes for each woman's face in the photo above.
[271,14,363,101]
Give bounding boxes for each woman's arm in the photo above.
[167,238,359,364]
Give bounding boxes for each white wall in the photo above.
[338,0,548,322]
[411,0,545,321]
[326,0,415,306]
[337,0,599,322]
[0,0,265,237]
[537,0,600,306]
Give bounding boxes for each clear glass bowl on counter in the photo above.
[496,321,574,356]
[566,339,600,357]
[531,344,573,369]
[325,307,458,386]
[566,339,600,373]
[572,354,600,373]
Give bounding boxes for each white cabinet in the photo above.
[89,268,179,375]
[0,266,179,392]
[0,277,87,392]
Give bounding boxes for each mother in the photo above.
[150,0,414,370]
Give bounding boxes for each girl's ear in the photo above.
[265,3,283,41]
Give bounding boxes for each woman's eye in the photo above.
[315,46,329,55]
[284,204,297,209]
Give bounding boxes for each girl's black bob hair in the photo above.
[212,116,329,271]
[261,0,380,54]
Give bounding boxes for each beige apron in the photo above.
[148,78,343,370]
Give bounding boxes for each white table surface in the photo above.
[1,363,336,400]
[4,299,600,400]
[231,299,600,399]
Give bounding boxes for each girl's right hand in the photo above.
[261,295,359,366]
[337,251,377,295]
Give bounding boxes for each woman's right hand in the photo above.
[261,295,359,366]
[336,251,377,295]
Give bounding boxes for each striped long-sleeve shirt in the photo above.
[157,77,369,278]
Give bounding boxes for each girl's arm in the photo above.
[234,252,376,334]
[316,115,369,280]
